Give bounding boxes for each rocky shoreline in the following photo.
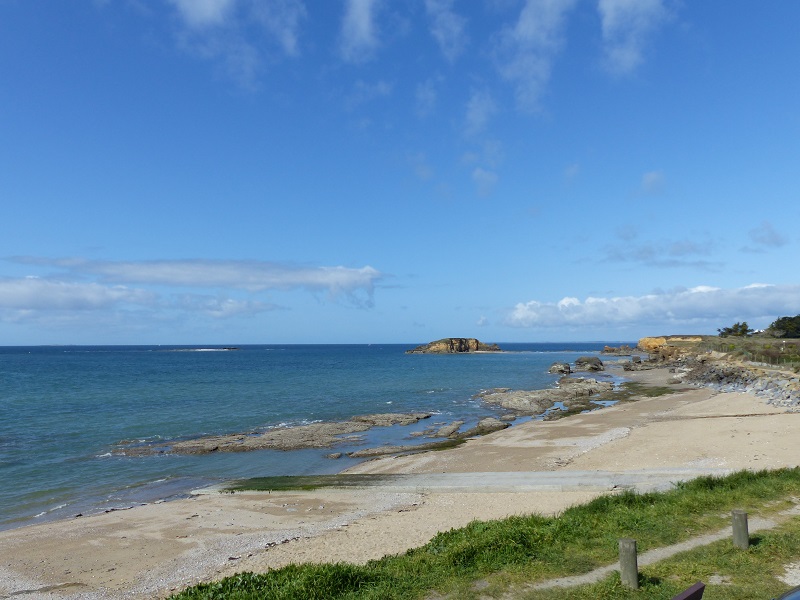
[116,357,623,460]
[675,360,800,408]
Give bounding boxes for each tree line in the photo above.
[718,315,800,338]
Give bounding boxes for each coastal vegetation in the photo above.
[170,468,800,600]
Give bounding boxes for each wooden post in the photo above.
[732,510,749,549]
[619,538,639,589]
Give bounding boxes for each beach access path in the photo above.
[1,366,798,599]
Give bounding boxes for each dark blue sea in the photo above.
[0,342,631,530]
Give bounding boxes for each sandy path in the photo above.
[1,366,798,599]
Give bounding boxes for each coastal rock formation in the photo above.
[548,362,571,374]
[118,413,433,456]
[477,377,613,415]
[575,356,604,371]
[638,337,668,353]
[601,344,635,355]
[678,361,800,408]
[460,417,509,437]
[406,338,501,354]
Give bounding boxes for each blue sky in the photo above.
[1,0,799,345]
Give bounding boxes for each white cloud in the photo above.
[169,0,237,29]
[340,0,380,63]
[464,89,496,136]
[424,0,468,62]
[0,277,156,311]
[506,284,800,329]
[8,258,383,309]
[598,0,668,74]
[494,0,577,112]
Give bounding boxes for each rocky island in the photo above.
[406,338,501,354]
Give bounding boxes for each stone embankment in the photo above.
[678,361,800,408]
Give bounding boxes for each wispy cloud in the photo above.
[640,169,665,194]
[603,235,717,270]
[0,277,156,311]
[345,79,393,110]
[472,167,498,197]
[598,0,668,75]
[250,0,308,56]
[464,88,496,136]
[339,0,380,63]
[415,78,439,117]
[506,284,800,329]
[746,221,788,250]
[494,0,577,112]
[5,258,383,317]
[166,0,307,88]
[169,0,237,29]
[424,0,468,62]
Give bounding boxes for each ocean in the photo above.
[0,342,630,530]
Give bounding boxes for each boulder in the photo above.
[575,356,604,371]
[548,362,571,374]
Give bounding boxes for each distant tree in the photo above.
[718,321,754,337]
[767,315,800,338]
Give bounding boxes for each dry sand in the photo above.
[2,366,798,600]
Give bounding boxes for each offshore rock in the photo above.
[406,338,501,354]
[549,362,571,374]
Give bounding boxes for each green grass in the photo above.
[170,468,800,600]
[223,474,398,493]
[526,518,800,599]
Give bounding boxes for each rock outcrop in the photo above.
[406,338,501,354]
[549,362,571,374]
[601,344,635,355]
[477,377,613,415]
[638,337,668,353]
[575,356,604,371]
[117,413,433,455]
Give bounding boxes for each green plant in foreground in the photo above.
[170,468,800,600]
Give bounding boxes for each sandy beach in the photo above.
[2,365,798,600]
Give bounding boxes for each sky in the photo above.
[1,0,799,345]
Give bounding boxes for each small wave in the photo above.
[96,452,113,458]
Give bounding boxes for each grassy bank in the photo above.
[170,468,800,599]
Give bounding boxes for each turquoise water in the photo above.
[0,343,627,530]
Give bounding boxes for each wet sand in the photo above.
[1,365,798,599]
